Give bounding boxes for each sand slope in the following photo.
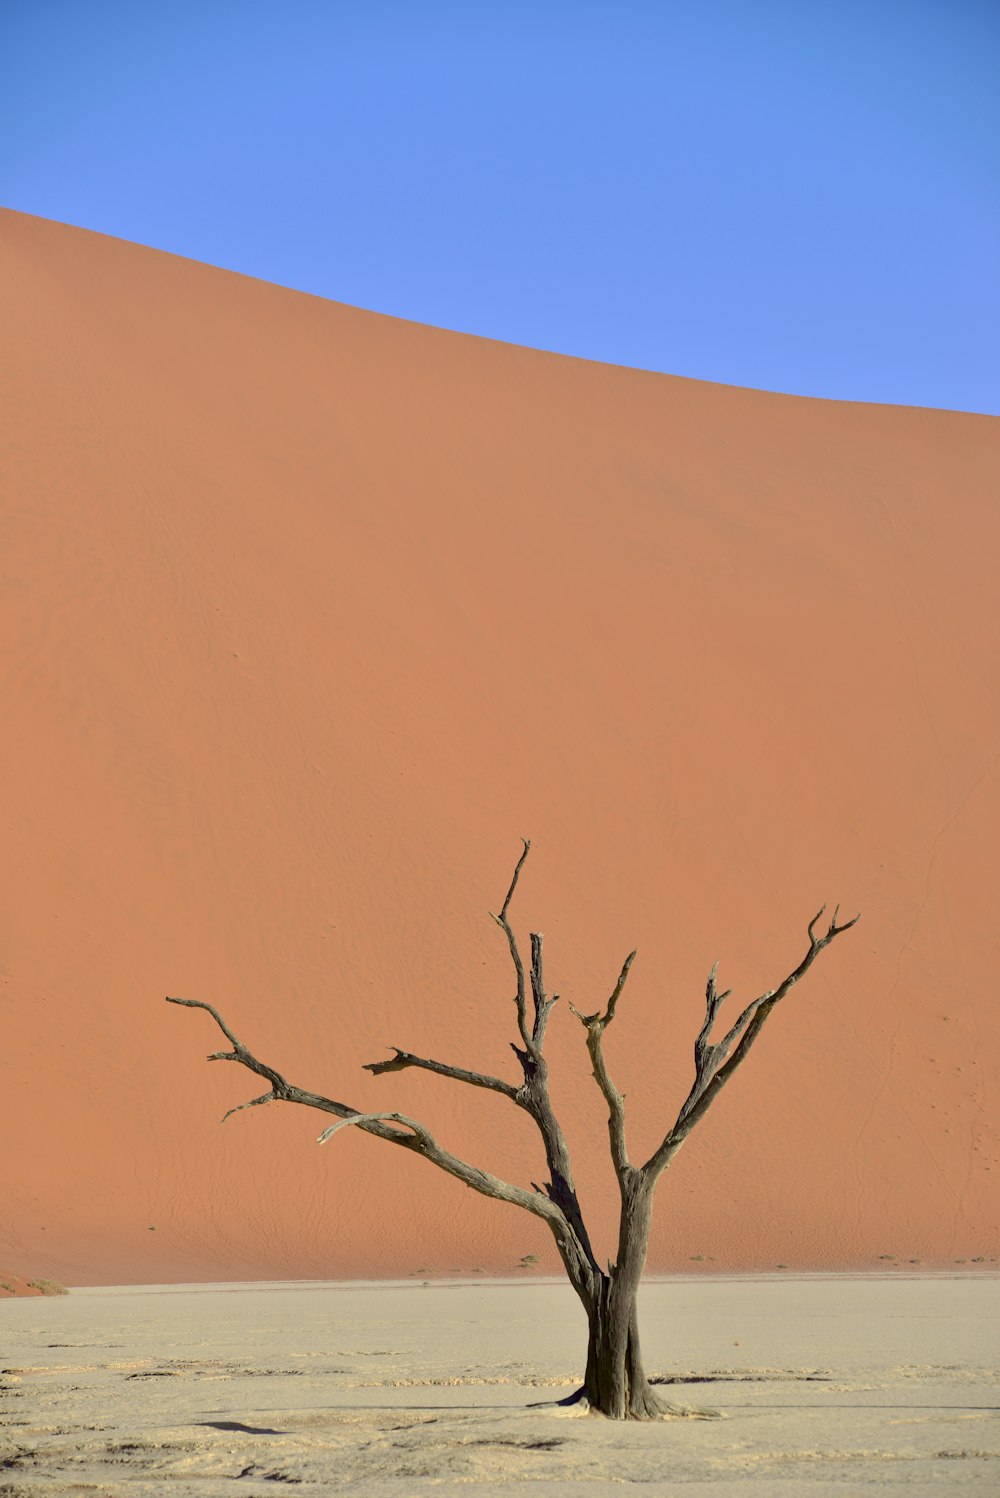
[1,208,998,1285]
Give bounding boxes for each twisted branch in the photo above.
[489,837,534,1054]
[363,840,598,1284]
[644,903,860,1179]
[166,844,604,1296]
[316,1111,431,1145]
[362,1048,520,1102]
[165,995,562,1224]
[221,1090,277,1123]
[570,951,637,1181]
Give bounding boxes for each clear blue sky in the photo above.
[3,0,997,412]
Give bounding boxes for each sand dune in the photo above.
[1,208,998,1286]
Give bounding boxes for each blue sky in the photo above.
[3,0,997,412]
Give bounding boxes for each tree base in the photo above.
[535,1386,723,1421]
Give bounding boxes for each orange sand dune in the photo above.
[1,208,997,1286]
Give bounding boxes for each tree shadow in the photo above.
[196,1419,289,1435]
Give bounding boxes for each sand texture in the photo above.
[2,1278,998,1495]
[1,207,999,1286]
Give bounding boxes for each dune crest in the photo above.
[1,208,997,1285]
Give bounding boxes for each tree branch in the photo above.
[569,951,637,1181]
[478,844,597,1278]
[167,844,606,1299]
[490,838,534,1055]
[361,1047,521,1102]
[643,904,859,1180]
[221,1089,277,1123]
[316,1111,431,1145]
[166,995,568,1227]
[530,932,559,1049]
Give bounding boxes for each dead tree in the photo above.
[168,841,857,1420]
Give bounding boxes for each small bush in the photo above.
[28,1279,68,1296]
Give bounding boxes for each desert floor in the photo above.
[1,1276,997,1495]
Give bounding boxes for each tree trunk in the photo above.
[581,1273,665,1419]
[554,1171,706,1420]
[564,1172,667,1419]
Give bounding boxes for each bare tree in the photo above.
[168,841,857,1420]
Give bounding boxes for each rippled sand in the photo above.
[1,1276,997,1494]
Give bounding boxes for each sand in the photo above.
[1,206,999,1287]
[2,1277,997,1494]
[0,1273,60,1301]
